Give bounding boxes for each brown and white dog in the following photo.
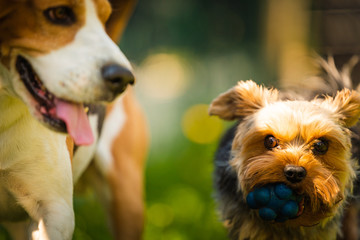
[0,0,147,239]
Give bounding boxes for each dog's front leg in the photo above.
[5,136,75,240]
[6,174,75,240]
[6,183,74,240]
[28,199,75,240]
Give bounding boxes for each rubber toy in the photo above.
[246,183,303,222]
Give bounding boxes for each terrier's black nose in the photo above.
[101,64,135,94]
[284,165,307,183]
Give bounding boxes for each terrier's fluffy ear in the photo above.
[208,80,278,120]
[318,89,360,127]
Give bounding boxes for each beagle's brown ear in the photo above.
[209,80,279,120]
[106,0,137,43]
[315,89,360,128]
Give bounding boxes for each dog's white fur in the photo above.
[0,0,134,239]
[95,97,126,175]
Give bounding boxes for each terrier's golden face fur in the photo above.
[209,80,360,227]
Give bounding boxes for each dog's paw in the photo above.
[246,183,303,222]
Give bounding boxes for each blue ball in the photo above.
[267,191,286,212]
[246,183,303,223]
[246,192,258,209]
[274,183,293,200]
[259,208,277,221]
[253,187,271,207]
[281,200,299,218]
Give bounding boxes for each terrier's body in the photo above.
[209,79,360,240]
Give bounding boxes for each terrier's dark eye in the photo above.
[44,6,76,25]
[264,135,278,149]
[313,138,329,155]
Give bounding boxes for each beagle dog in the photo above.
[0,0,147,239]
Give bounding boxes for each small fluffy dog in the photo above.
[209,79,360,239]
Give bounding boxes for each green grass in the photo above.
[143,138,227,240]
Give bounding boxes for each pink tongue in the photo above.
[55,99,94,146]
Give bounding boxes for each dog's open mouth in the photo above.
[15,55,94,145]
[16,56,65,131]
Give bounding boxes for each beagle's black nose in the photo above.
[284,165,307,183]
[101,64,135,94]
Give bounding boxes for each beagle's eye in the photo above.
[264,135,278,149]
[313,138,329,155]
[44,6,76,25]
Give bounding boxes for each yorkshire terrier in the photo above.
[209,75,360,239]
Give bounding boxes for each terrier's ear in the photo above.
[208,80,279,120]
[319,89,360,127]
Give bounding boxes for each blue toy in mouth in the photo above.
[246,183,304,222]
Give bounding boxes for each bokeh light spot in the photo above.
[182,104,223,144]
[147,203,174,227]
[137,53,190,100]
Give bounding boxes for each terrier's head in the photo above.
[209,80,360,226]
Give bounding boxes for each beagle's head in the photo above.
[0,0,135,145]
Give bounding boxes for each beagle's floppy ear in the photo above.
[209,80,279,120]
[316,89,360,128]
[106,0,137,42]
